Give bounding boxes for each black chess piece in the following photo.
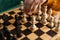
[3,26,11,37]
[8,11,15,15]
[15,15,22,38]
[17,11,23,16]
[2,14,13,21]
[16,29,22,38]
[0,31,5,40]
[2,14,9,21]
[7,36,17,40]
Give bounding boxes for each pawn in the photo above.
[48,8,52,21]
[0,31,5,40]
[48,16,54,27]
[32,15,37,28]
[20,1,24,10]
[48,8,52,15]
[50,21,54,27]
[22,13,27,22]
[31,15,37,29]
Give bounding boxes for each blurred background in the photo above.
[0,0,60,14]
[0,0,23,13]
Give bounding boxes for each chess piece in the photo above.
[37,3,42,20]
[20,1,27,22]
[3,26,11,38]
[47,8,55,27]
[49,16,54,27]
[15,15,22,38]
[0,31,5,40]
[32,15,37,28]
[20,1,24,10]
[40,6,48,25]
[49,8,52,15]
[22,13,27,22]
[31,15,37,30]
[48,8,52,21]
[0,23,3,30]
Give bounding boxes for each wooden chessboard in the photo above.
[0,7,60,40]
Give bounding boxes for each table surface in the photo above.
[0,7,60,40]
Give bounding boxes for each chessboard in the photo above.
[0,7,60,40]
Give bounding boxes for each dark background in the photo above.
[0,0,23,13]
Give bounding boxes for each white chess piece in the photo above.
[20,1,24,10]
[41,6,48,25]
[49,8,52,14]
[32,15,37,29]
[48,8,52,21]
[44,6,48,18]
[23,13,27,22]
[20,1,27,22]
[47,8,55,27]
[50,17,54,27]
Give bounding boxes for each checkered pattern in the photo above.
[0,8,59,40]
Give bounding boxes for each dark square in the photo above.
[27,16,32,21]
[21,37,30,40]
[35,23,43,28]
[16,33,22,38]
[13,22,22,29]
[47,30,57,37]
[24,22,32,27]
[22,29,32,35]
[8,11,15,15]
[15,16,23,21]
[36,37,43,40]
[16,29,22,38]
[7,36,17,40]
[2,14,13,21]
[34,29,44,36]
[3,21,11,26]
[8,16,13,20]
[19,8,21,10]
[13,21,17,27]
[17,12,23,15]
[11,28,17,35]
